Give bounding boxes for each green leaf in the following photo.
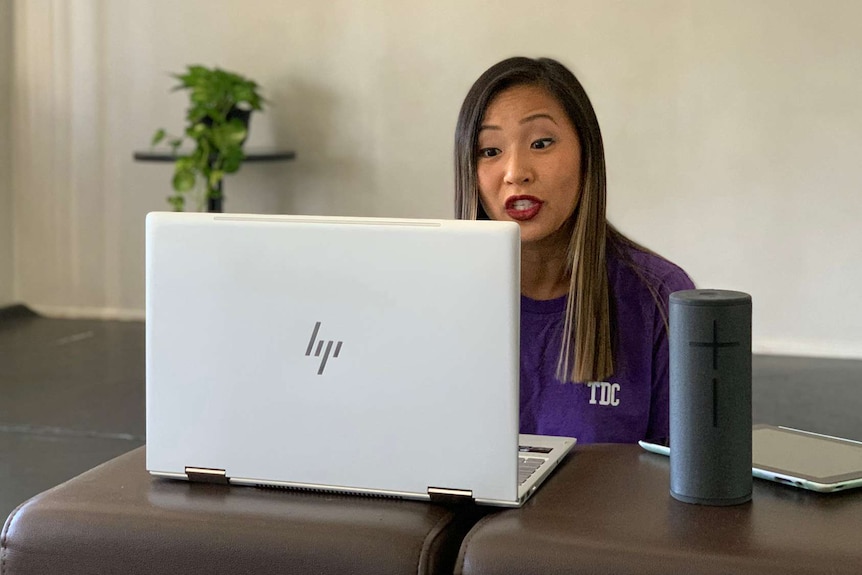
[188,123,207,138]
[151,129,166,146]
[219,120,247,146]
[175,156,195,171]
[222,150,243,173]
[197,139,211,164]
[233,85,253,103]
[167,194,185,212]
[172,169,196,192]
[208,170,225,189]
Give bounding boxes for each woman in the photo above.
[454,57,694,444]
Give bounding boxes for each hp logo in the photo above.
[305,321,343,375]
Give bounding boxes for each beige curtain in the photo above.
[0,0,13,306]
[10,0,140,318]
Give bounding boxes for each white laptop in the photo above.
[145,211,575,507]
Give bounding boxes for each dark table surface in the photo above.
[457,443,862,575]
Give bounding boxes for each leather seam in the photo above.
[0,500,28,575]
[416,510,455,575]
[454,513,496,575]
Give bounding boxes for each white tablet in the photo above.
[639,424,862,493]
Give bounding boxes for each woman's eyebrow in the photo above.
[479,113,558,132]
[520,113,558,126]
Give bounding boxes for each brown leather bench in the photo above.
[1,446,485,575]
[456,443,862,575]
[9,444,861,575]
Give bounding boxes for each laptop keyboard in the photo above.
[518,456,545,486]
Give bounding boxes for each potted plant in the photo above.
[151,65,265,211]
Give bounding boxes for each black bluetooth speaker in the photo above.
[669,289,752,506]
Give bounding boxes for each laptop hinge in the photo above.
[427,486,474,505]
[185,466,229,485]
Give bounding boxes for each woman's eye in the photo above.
[478,147,501,158]
[531,138,554,150]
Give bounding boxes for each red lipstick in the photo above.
[505,195,543,221]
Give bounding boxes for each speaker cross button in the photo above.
[689,320,739,370]
[689,319,740,428]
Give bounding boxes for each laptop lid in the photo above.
[146,212,522,503]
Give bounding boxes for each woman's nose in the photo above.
[503,150,532,185]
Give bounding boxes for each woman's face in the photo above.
[476,84,582,246]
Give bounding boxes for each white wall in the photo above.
[10,0,862,358]
[0,0,13,307]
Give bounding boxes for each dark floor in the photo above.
[1,305,145,521]
[2,304,861,522]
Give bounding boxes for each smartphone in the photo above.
[639,424,862,493]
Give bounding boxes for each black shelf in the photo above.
[133,149,296,163]
[133,148,296,212]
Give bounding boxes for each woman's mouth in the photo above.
[505,195,543,221]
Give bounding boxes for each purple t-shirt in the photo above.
[519,245,695,444]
